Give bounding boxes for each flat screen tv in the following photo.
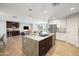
[23,26,29,30]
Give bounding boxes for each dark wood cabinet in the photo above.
[7,31,20,37]
[39,36,52,56]
[7,21,19,28]
[12,31,20,36]
[6,21,20,37]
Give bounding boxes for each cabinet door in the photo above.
[48,36,52,48]
[46,36,52,50]
[7,21,12,28]
[39,36,52,56]
[66,17,78,45]
[39,39,47,56]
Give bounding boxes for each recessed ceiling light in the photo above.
[70,8,75,11]
[44,10,47,13]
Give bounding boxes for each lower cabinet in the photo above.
[39,36,52,56]
[7,31,20,37]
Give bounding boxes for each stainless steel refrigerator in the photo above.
[48,24,57,33]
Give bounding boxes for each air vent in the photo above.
[51,3,60,7]
[12,16,18,18]
[29,8,32,12]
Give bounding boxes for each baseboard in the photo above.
[56,39,79,48]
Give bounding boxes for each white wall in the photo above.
[49,13,79,47]
[0,16,6,39]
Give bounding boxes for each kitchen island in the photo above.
[22,33,55,56]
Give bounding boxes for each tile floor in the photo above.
[0,36,79,56]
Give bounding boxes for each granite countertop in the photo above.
[23,33,55,41]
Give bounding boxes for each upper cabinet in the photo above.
[6,21,19,28]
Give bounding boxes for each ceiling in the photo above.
[0,3,79,19]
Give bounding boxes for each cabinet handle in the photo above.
[42,47,45,50]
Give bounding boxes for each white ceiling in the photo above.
[0,3,79,19]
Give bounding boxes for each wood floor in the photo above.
[46,40,79,56]
[0,36,79,56]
